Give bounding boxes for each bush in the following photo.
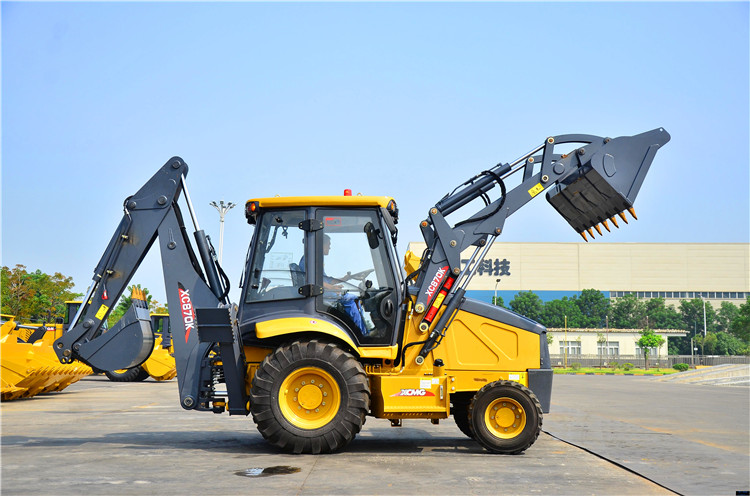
[608,361,619,370]
[673,363,689,372]
[622,363,635,371]
[570,362,582,371]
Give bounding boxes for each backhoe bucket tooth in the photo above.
[546,128,670,236]
[76,298,154,372]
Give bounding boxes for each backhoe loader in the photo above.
[52,128,670,454]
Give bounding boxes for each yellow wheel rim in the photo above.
[278,367,341,430]
[484,397,526,439]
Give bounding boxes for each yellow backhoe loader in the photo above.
[52,128,669,453]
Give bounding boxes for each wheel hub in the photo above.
[278,366,341,429]
[298,384,323,410]
[485,397,526,439]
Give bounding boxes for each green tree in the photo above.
[1,265,78,321]
[576,289,609,328]
[693,332,717,355]
[716,302,739,334]
[509,291,544,323]
[542,297,583,328]
[713,331,748,355]
[637,327,665,370]
[679,298,718,336]
[491,296,505,308]
[1,265,34,317]
[729,297,750,344]
[609,293,645,328]
[643,298,682,329]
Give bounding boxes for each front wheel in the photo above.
[469,380,542,454]
[250,339,370,454]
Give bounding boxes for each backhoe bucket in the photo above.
[77,294,155,372]
[546,128,670,239]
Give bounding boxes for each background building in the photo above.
[406,242,749,309]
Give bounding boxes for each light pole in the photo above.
[700,295,707,338]
[493,278,501,306]
[209,200,236,265]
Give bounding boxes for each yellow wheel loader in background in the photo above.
[52,129,670,454]
[1,311,92,401]
[1,302,175,400]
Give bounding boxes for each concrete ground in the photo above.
[1,374,747,496]
[544,374,750,496]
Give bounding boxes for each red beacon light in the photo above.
[343,189,352,196]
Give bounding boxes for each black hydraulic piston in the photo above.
[193,230,224,303]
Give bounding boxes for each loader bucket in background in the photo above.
[141,336,177,381]
[1,320,92,401]
[546,128,670,240]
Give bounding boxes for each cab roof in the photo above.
[244,195,398,224]
[245,195,395,209]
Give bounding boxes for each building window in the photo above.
[598,341,620,356]
[636,346,659,357]
[559,341,581,356]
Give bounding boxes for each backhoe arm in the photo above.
[53,158,239,411]
[410,128,670,363]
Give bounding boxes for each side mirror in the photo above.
[364,222,380,249]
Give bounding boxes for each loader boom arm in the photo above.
[411,128,670,363]
[53,157,236,410]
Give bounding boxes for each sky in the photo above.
[2,1,749,305]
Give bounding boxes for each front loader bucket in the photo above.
[1,322,92,401]
[76,294,155,372]
[546,128,670,239]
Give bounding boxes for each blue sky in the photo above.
[2,1,748,304]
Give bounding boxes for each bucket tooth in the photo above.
[602,219,611,232]
[587,228,595,238]
[610,216,619,228]
[618,211,629,224]
[628,207,638,220]
[594,224,603,235]
[579,231,588,242]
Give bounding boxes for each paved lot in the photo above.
[544,375,750,496]
[1,374,747,495]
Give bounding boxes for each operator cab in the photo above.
[239,196,402,347]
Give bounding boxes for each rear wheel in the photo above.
[469,380,542,454]
[105,366,150,382]
[250,339,370,454]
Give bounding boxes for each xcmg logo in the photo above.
[390,389,435,397]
